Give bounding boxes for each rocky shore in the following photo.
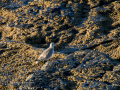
[0,0,120,90]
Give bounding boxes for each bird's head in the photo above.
[50,42,55,48]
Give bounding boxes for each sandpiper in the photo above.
[36,42,55,64]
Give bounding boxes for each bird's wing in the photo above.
[37,48,52,60]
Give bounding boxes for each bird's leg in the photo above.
[43,60,44,64]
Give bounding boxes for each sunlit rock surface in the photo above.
[0,0,120,89]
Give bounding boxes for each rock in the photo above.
[0,0,120,89]
[20,50,118,89]
[113,64,120,72]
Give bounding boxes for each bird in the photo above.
[36,42,55,64]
